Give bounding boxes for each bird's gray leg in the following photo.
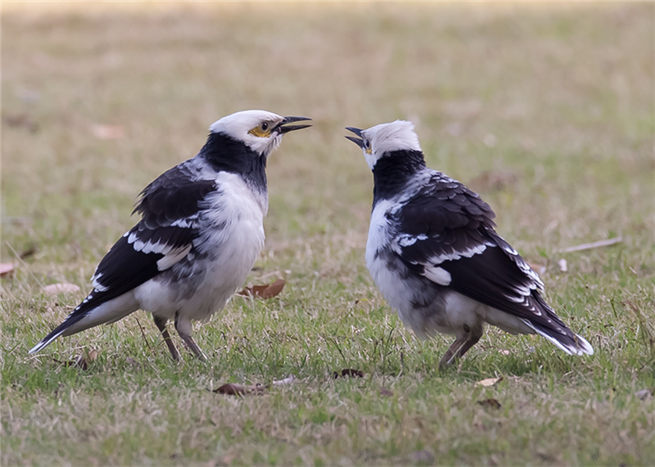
[174,313,207,361]
[153,315,180,362]
[439,335,469,370]
[439,324,483,369]
[454,324,483,360]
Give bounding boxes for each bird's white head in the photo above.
[345,120,422,170]
[209,110,311,157]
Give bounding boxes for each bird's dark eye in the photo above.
[249,121,273,138]
[364,139,370,149]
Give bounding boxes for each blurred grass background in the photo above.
[2,2,654,465]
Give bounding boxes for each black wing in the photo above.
[390,173,571,333]
[29,164,218,353]
[90,164,217,299]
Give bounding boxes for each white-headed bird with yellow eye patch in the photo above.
[30,110,311,361]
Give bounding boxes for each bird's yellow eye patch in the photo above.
[248,121,273,138]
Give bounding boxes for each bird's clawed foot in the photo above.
[439,324,483,370]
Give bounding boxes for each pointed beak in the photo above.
[345,126,364,148]
[278,116,312,134]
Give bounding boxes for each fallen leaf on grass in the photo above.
[42,283,81,295]
[477,398,502,409]
[212,374,297,396]
[214,383,267,396]
[0,263,15,277]
[380,387,393,397]
[476,376,503,387]
[86,349,98,363]
[20,246,37,259]
[333,368,364,379]
[238,279,286,299]
[90,123,125,140]
[4,114,39,132]
[635,389,653,400]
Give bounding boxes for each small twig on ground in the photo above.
[558,236,623,254]
[134,317,153,353]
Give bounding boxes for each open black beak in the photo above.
[345,127,365,148]
[278,116,312,134]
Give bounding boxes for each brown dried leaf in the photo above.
[380,387,393,397]
[477,398,502,409]
[0,263,15,277]
[20,246,37,259]
[91,123,125,140]
[333,368,364,379]
[4,113,38,132]
[238,279,286,299]
[86,349,98,363]
[214,383,267,396]
[42,283,81,295]
[476,376,503,387]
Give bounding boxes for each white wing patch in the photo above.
[91,273,108,292]
[156,244,192,271]
[427,242,492,265]
[170,215,198,228]
[423,266,452,285]
[397,233,428,247]
[126,230,193,272]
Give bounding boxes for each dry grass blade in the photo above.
[624,300,655,355]
[559,237,623,254]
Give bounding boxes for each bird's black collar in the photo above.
[199,132,267,192]
[372,149,426,203]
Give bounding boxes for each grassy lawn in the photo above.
[2,2,654,465]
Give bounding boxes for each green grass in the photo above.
[2,2,654,465]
